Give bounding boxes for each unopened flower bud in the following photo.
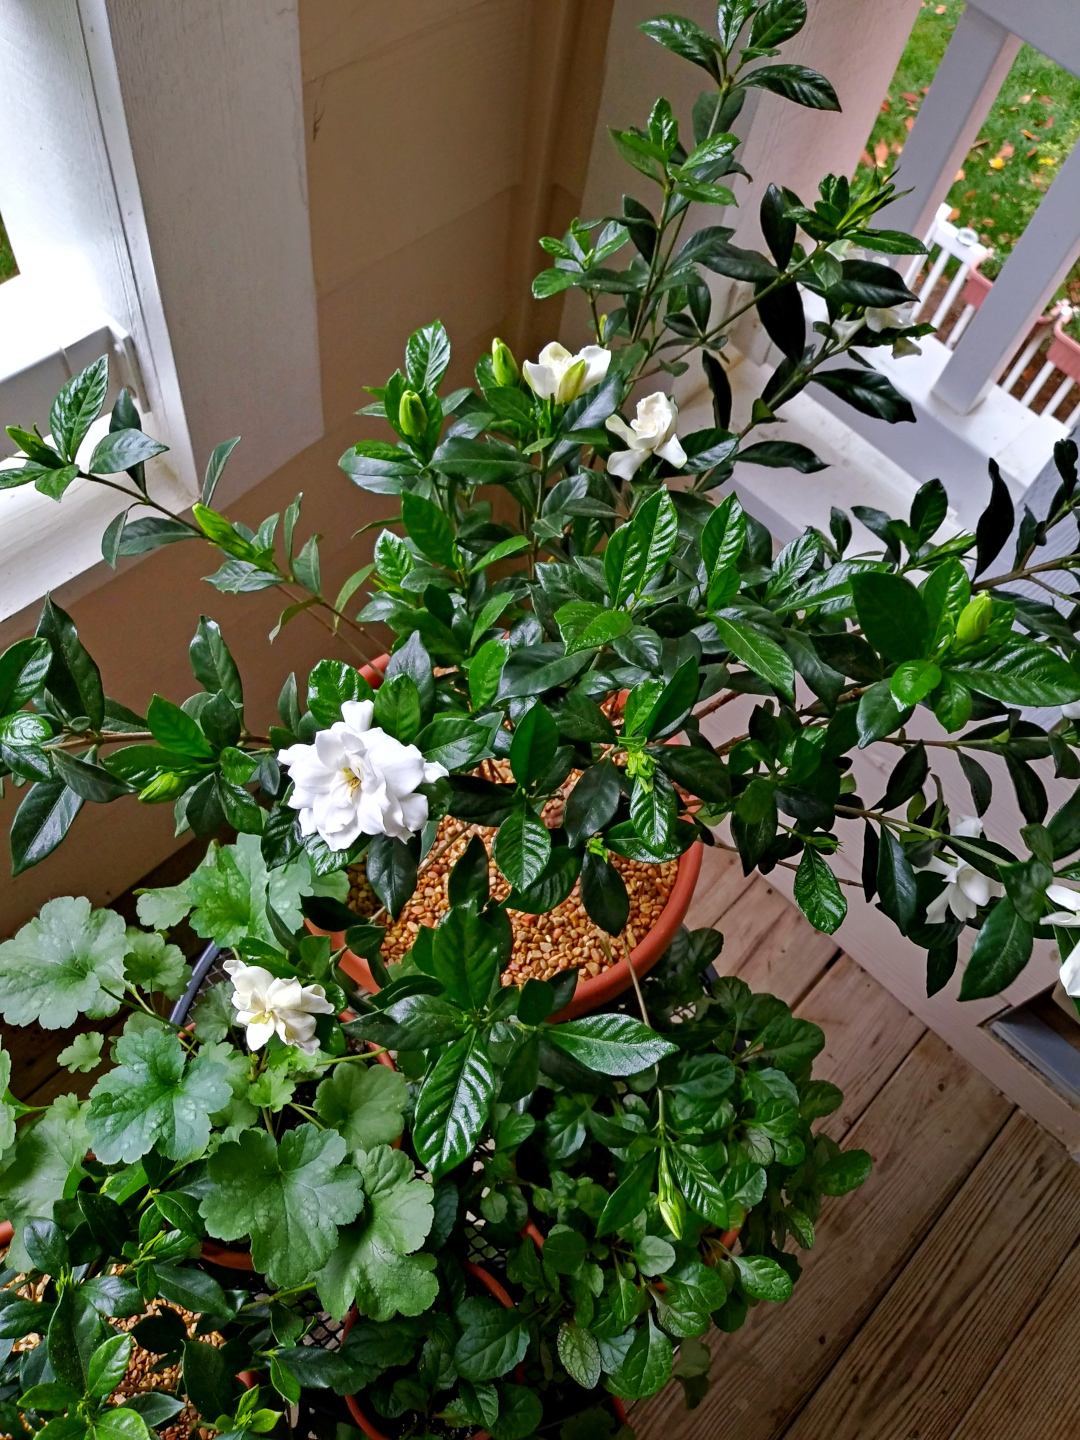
[657,1150,686,1239]
[398,389,428,439]
[491,337,520,387]
[956,592,992,645]
[139,771,190,804]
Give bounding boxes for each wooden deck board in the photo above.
[782,1111,1080,1440]
[683,843,758,931]
[798,954,926,1142]
[707,874,838,1007]
[947,1240,1080,1439]
[636,1032,1013,1440]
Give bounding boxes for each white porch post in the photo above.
[877,5,1020,242]
[933,139,1080,413]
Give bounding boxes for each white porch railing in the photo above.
[802,0,1080,528]
[907,204,1080,433]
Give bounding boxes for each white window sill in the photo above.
[0,275,195,623]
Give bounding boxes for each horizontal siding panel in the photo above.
[305,0,527,295]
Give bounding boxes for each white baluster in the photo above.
[877,7,1020,242]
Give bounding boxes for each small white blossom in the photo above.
[606,392,687,480]
[1046,883,1080,929]
[825,239,866,261]
[830,317,865,345]
[917,816,1003,924]
[523,342,610,403]
[865,300,917,332]
[223,958,335,1056]
[278,700,447,851]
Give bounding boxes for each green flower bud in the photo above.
[398,389,428,439]
[556,357,589,404]
[138,771,191,804]
[491,337,519,387]
[657,1150,686,1240]
[956,592,992,645]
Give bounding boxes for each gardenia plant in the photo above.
[0,831,869,1437]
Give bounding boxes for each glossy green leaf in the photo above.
[712,617,794,700]
[792,847,847,934]
[50,357,108,461]
[413,1033,497,1179]
[545,1014,677,1075]
[958,897,1034,1000]
[494,806,551,889]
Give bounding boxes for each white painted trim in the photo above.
[0,0,322,621]
[969,0,1080,81]
[935,134,1080,413]
[877,6,1020,243]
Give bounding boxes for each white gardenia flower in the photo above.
[278,699,448,850]
[830,317,865,345]
[916,815,1003,924]
[865,300,917,332]
[523,342,610,403]
[223,958,335,1056]
[1045,883,1080,928]
[606,392,687,480]
[1062,700,1080,721]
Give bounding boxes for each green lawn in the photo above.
[859,0,1080,326]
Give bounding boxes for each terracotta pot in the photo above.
[328,651,704,1020]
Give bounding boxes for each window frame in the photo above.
[0,0,323,624]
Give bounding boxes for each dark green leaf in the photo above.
[454,1306,529,1383]
[509,703,559,787]
[974,460,1014,577]
[959,898,1033,1000]
[414,1034,497,1179]
[190,618,243,707]
[741,62,840,110]
[850,571,929,662]
[50,357,108,462]
[580,850,630,936]
[401,491,457,569]
[366,835,417,918]
[36,597,104,727]
[811,368,915,422]
[792,848,847,934]
[11,782,83,876]
[739,438,824,472]
[876,828,917,933]
[0,638,52,716]
[713,617,794,700]
[545,1014,677,1075]
[89,429,167,474]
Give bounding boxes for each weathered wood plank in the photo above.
[683,843,758,931]
[948,1239,1080,1439]
[797,955,926,1141]
[714,877,838,1008]
[783,1111,1080,1440]
[636,1032,1013,1440]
